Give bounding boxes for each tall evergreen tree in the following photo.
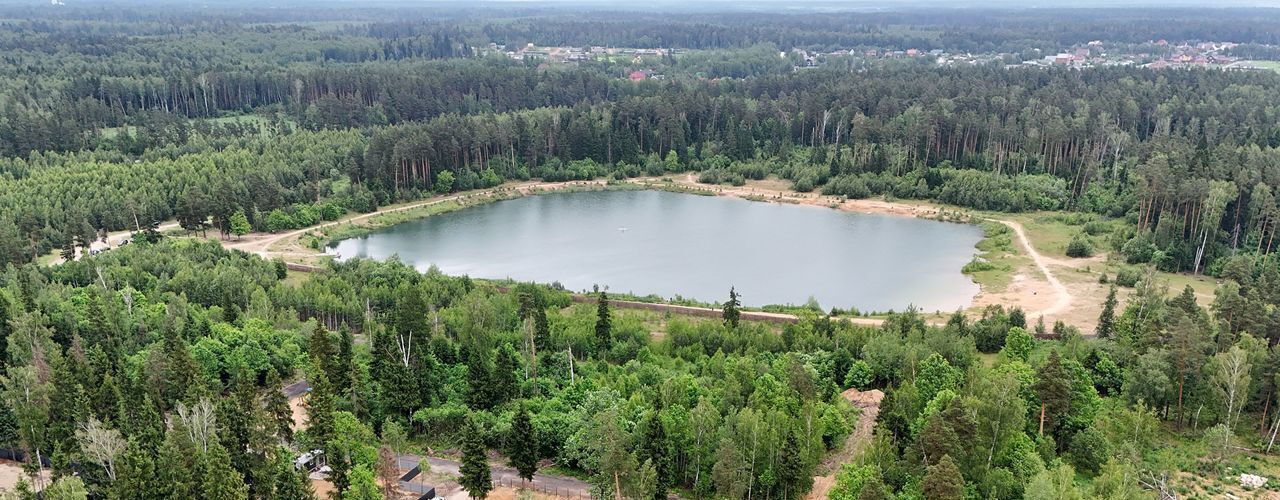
[506,404,538,485]
[0,292,11,372]
[307,367,337,446]
[273,448,316,500]
[110,441,159,500]
[921,454,964,500]
[325,440,353,500]
[722,286,741,329]
[1168,314,1210,428]
[465,347,492,410]
[1033,351,1071,438]
[198,440,250,500]
[337,327,355,394]
[459,417,492,499]
[594,289,611,356]
[309,324,336,384]
[346,464,383,500]
[777,431,810,500]
[492,345,520,403]
[533,307,550,353]
[1097,286,1117,338]
[640,411,673,500]
[155,426,198,499]
[265,369,295,443]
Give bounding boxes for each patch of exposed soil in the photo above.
[807,388,884,500]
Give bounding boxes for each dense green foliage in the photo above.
[4,5,1280,275]
[6,4,1280,499]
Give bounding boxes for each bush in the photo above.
[1068,428,1110,476]
[1082,220,1111,236]
[1114,267,1142,287]
[264,209,296,233]
[962,258,997,273]
[845,360,873,390]
[1065,234,1094,258]
[1121,234,1156,264]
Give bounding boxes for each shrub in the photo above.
[845,360,873,390]
[1114,267,1142,287]
[1068,428,1110,476]
[264,209,296,233]
[1065,234,1094,258]
[962,257,997,273]
[1121,235,1156,264]
[1083,220,1111,236]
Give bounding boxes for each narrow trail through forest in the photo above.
[806,388,884,499]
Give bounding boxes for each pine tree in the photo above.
[595,289,612,356]
[465,347,492,410]
[326,440,352,499]
[273,448,316,500]
[459,417,493,499]
[156,427,198,499]
[492,345,520,404]
[1168,314,1209,428]
[533,307,550,353]
[856,474,892,500]
[157,327,200,411]
[309,323,336,383]
[265,370,295,443]
[640,412,673,500]
[337,327,355,394]
[199,440,250,500]
[307,366,337,446]
[507,404,538,484]
[110,442,159,500]
[916,411,960,467]
[1032,351,1071,438]
[0,292,11,372]
[722,286,741,329]
[777,431,810,500]
[1097,286,1117,338]
[921,454,964,500]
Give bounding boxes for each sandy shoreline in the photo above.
[215,174,1079,328]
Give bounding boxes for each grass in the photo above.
[994,211,1094,259]
[963,221,1023,292]
[1240,60,1280,72]
[279,270,314,287]
[302,199,469,250]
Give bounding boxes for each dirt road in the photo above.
[988,219,1072,320]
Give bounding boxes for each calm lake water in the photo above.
[327,190,983,312]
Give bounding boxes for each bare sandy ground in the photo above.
[0,460,49,493]
[807,388,884,500]
[667,176,1083,330]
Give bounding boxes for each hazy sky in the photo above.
[478,0,1280,7]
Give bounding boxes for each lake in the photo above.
[327,190,983,312]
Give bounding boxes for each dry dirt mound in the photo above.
[806,388,885,499]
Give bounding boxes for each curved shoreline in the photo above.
[217,175,1070,326]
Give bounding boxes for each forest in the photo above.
[5,2,1280,499]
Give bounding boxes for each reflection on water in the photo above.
[328,190,982,312]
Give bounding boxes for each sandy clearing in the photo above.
[0,460,49,493]
[807,388,884,500]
